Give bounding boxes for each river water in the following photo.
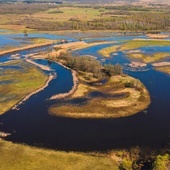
[0,33,170,152]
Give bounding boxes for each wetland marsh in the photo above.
[0,30,170,169]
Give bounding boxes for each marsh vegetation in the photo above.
[0,60,48,114]
[49,73,150,118]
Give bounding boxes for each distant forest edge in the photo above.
[0,0,170,4]
[0,1,169,32]
[19,14,169,32]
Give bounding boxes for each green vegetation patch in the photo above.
[0,60,48,115]
[98,40,170,62]
[98,45,119,57]
[128,52,170,63]
[120,39,170,51]
[49,74,150,119]
[0,140,118,170]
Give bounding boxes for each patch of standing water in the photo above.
[0,33,76,49]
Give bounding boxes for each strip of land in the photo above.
[127,52,170,63]
[0,40,56,56]
[0,60,48,115]
[98,39,170,58]
[98,45,119,57]
[50,70,78,100]
[12,74,54,110]
[146,34,169,39]
[154,66,170,74]
[29,41,115,60]
[25,59,52,71]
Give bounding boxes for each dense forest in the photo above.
[12,13,169,31]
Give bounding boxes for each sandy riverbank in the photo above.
[50,64,78,100]
[12,74,55,110]
[152,62,170,67]
[25,59,52,71]
[146,34,169,39]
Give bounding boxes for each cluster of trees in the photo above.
[57,53,102,78]
[55,53,123,78]
[13,12,170,31]
[0,4,56,14]
[104,64,123,76]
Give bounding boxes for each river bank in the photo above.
[50,70,78,100]
[0,60,49,115]
[25,59,52,71]
[12,74,55,110]
[0,41,55,57]
[0,139,118,170]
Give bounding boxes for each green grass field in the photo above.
[128,52,170,63]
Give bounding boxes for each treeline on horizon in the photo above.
[13,13,170,31]
[0,3,169,31]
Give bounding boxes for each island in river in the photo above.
[49,72,150,119]
[33,42,151,119]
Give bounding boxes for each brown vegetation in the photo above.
[49,73,150,119]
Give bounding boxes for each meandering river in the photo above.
[0,33,170,152]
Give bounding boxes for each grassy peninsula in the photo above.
[154,66,170,75]
[49,74,150,119]
[48,53,150,119]
[128,52,170,63]
[0,60,48,115]
[98,45,119,57]
[0,38,56,56]
[98,40,170,59]
[120,39,170,51]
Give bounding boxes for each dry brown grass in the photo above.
[98,46,119,57]
[49,74,150,119]
[0,140,119,170]
[128,52,170,63]
[154,66,170,74]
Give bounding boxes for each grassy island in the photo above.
[48,53,150,119]
[49,73,150,119]
[128,52,170,63]
[98,45,119,57]
[98,40,170,60]
[0,60,48,115]
[120,39,170,51]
